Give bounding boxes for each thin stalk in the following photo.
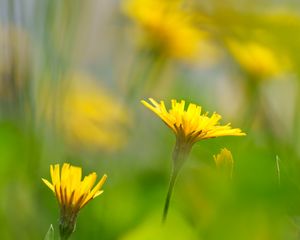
[162,138,191,223]
[162,166,180,223]
[276,155,281,186]
[242,74,260,130]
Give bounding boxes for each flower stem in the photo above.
[162,166,179,223]
[59,211,77,240]
[162,138,191,223]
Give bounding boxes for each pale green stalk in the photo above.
[162,137,191,223]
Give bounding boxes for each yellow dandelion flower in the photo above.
[39,72,132,152]
[226,39,290,78]
[63,74,131,151]
[141,98,245,221]
[123,0,205,60]
[141,98,245,145]
[214,148,234,179]
[42,163,107,239]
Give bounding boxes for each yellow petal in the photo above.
[42,178,54,192]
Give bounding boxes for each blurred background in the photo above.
[1,0,300,239]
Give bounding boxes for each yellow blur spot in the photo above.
[40,72,132,152]
[123,0,206,60]
[63,73,132,151]
[226,39,290,78]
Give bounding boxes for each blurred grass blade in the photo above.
[276,155,281,186]
[44,224,54,240]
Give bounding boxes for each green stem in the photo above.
[242,74,260,130]
[59,210,77,240]
[162,138,191,223]
[162,166,180,223]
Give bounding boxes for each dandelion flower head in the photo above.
[142,98,245,144]
[42,163,107,213]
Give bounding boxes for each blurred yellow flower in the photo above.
[41,72,132,152]
[142,98,245,145]
[123,0,205,60]
[42,163,107,239]
[214,148,234,178]
[226,39,290,78]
